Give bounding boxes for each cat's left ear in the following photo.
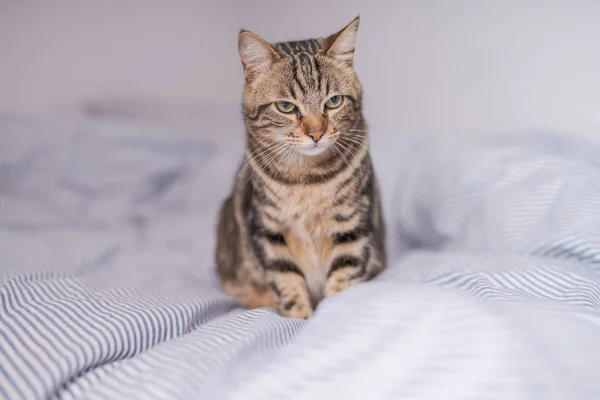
[326,16,360,66]
[238,30,280,81]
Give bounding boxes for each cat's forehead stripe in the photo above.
[275,39,322,56]
[272,40,328,102]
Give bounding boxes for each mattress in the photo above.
[1,114,600,399]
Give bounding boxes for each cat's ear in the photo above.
[238,30,280,81]
[326,16,360,65]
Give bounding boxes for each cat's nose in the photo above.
[302,115,326,142]
[306,129,324,143]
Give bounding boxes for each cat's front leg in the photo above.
[255,232,312,319]
[267,266,312,319]
[325,245,372,298]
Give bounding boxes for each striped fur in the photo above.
[216,17,386,318]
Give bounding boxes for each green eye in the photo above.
[325,95,343,109]
[276,101,296,113]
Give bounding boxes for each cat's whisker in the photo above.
[332,142,352,169]
[340,137,370,150]
[240,144,287,191]
[251,146,287,198]
[342,137,369,147]
[257,144,289,172]
[343,136,369,144]
[343,132,369,139]
[250,146,286,177]
[241,153,278,192]
[341,132,369,141]
[271,146,295,185]
[345,130,367,135]
[348,130,369,135]
[335,139,364,177]
[240,143,276,171]
[342,143,369,159]
[267,146,296,191]
[236,142,285,182]
[247,141,285,158]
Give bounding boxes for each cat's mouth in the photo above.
[295,142,328,156]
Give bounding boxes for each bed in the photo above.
[2,113,600,399]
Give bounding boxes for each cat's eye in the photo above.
[325,95,343,109]
[276,101,296,113]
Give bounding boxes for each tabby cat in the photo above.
[216,17,386,319]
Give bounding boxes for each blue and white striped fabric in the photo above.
[2,115,600,399]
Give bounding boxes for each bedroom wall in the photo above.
[0,1,244,123]
[1,1,599,139]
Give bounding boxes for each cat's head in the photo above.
[238,17,365,159]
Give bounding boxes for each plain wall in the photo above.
[1,1,600,138]
[0,1,244,119]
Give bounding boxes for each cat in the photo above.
[216,17,386,319]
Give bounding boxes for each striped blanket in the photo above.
[1,115,600,399]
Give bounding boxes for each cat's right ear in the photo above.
[238,30,280,81]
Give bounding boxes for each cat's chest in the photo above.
[277,185,336,235]
[268,184,342,301]
[281,204,334,302]
[276,186,336,267]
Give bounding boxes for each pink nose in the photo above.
[307,130,324,142]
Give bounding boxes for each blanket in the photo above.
[1,114,600,399]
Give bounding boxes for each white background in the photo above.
[1,1,599,139]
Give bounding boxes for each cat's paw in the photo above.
[279,298,313,319]
[325,274,355,298]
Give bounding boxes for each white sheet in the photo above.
[1,114,600,399]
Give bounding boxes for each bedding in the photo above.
[1,113,600,399]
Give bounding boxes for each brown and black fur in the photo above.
[216,17,386,319]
